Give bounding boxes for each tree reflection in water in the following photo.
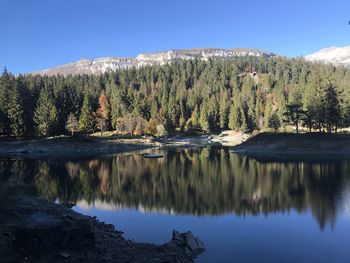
[1,147,349,230]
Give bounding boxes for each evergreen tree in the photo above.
[342,101,350,128]
[0,68,12,135]
[34,88,58,136]
[283,103,305,133]
[7,83,26,137]
[167,95,179,129]
[0,57,349,137]
[303,73,322,131]
[322,80,340,132]
[79,95,95,134]
[239,100,254,133]
[263,97,273,129]
[200,101,210,132]
[0,110,7,135]
[219,91,229,129]
[191,105,200,128]
[228,98,242,130]
[268,112,281,132]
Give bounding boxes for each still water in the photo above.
[2,147,350,262]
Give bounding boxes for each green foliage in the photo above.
[1,56,350,137]
[7,84,26,137]
[228,98,242,130]
[34,88,58,136]
[268,112,281,132]
[283,103,305,133]
[301,75,341,132]
[79,95,95,134]
[0,68,13,135]
[219,90,230,129]
[322,80,341,132]
[200,101,210,132]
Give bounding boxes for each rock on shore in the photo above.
[0,197,205,262]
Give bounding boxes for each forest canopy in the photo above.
[0,56,349,137]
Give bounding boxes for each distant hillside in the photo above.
[31,48,275,76]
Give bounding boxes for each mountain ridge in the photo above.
[31,48,275,76]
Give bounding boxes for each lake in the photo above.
[2,146,350,262]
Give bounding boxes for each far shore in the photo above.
[1,131,350,160]
[0,134,212,159]
[231,132,350,161]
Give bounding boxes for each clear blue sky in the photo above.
[1,0,350,74]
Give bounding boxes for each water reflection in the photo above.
[1,147,350,230]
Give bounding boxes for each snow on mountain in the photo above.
[305,45,350,67]
[31,48,275,76]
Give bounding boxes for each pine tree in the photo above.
[303,73,322,131]
[7,83,26,137]
[167,95,179,129]
[283,103,305,133]
[268,112,281,132]
[34,88,58,136]
[0,68,12,135]
[108,82,120,129]
[342,101,350,128]
[0,110,7,135]
[219,91,229,130]
[191,105,200,128]
[0,56,350,137]
[322,80,340,132]
[79,95,95,134]
[240,101,254,133]
[228,99,242,130]
[200,101,210,132]
[150,100,159,120]
[263,97,273,129]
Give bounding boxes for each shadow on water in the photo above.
[1,146,350,230]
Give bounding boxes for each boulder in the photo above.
[171,230,205,255]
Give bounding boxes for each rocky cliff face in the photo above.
[32,48,275,76]
[305,45,350,67]
[136,48,274,66]
[35,57,137,76]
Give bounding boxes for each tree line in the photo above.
[0,56,349,137]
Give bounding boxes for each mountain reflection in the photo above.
[1,147,350,229]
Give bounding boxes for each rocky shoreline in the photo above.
[0,196,205,263]
[0,135,213,159]
[0,136,160,159]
